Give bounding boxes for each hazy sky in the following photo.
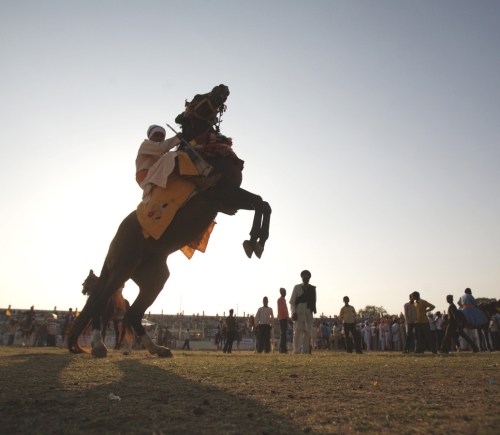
[1,0,499,319]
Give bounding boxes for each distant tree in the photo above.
[475,297,497,305]
[357,305,388,320]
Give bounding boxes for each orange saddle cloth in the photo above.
[136,151,216,258]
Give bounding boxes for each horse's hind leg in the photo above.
[90,279,128,358]
[90,312,109,358]
[128,259,172,357]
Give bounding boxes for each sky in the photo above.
[0,0,499,320]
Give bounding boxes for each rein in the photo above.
[188,96,227,126]
[182,84,230,137]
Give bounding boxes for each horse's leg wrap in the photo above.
[140,334,173,358]
[90,329,108,358]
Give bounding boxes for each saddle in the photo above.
[136,151,216,259]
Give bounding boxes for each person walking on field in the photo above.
[223,309,238,354]
[339,296,362,354]
[440,295,478,353]
[277,288,290,353]
[412,291,437,354]
[290,270,317,354]
[255,297,274,353]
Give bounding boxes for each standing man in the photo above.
[339,296,363,354]
[182,328,191,350]
[290,270,317,354]
[412,291,437,354]
[362,321,372,351]
[403,293,416,353]
[277,288,290,353]
[434,311,444,350]
[223,309,238,354]
[255,297,274,353]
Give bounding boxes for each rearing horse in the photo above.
[68,84,271,357]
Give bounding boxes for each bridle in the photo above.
[179,84,230,139]
[188,95,227,127]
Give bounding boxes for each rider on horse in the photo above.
[135,85,230,204]
[136,125,220,203]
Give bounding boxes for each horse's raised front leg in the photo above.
[209,182,272,258]
[255,201,271,258]
[242,197,271,259]
[243,205,263,258]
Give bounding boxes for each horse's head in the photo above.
[82,269,99,296]
[175,84,230,143]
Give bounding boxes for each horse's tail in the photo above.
[68,265,111,354]
[117,299,135,350]
[67,293,97,353]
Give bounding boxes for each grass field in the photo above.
[0,347,498,434]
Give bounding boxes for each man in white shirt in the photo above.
[362,321,372,351]
[434,311,444,350]
[135,125,181,200]
[289,270,317,354]
[255,297,274,353]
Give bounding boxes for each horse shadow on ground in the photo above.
[0,352,305,434]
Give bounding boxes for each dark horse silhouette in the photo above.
[81,269,131,350]
[68,84,271,357]
[451,299,499,352]
[467,300,500,351]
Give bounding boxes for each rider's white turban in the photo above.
[147,125,166,139]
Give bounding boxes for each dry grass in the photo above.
[0,347,498,434]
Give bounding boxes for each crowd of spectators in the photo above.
[1,302,499,353]
[0,305,76,347]
[311,310,500,353]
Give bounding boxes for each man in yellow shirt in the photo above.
[412,291,437,354]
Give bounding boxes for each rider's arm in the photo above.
[158,136,181,154]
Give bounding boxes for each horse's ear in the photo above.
[90,269,93,274]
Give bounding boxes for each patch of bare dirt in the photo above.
[0,347,498,434]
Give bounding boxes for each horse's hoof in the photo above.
[156,347,173,358]
[243,240,253,258]
[254,242,264,259]
[91,346,108,358]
